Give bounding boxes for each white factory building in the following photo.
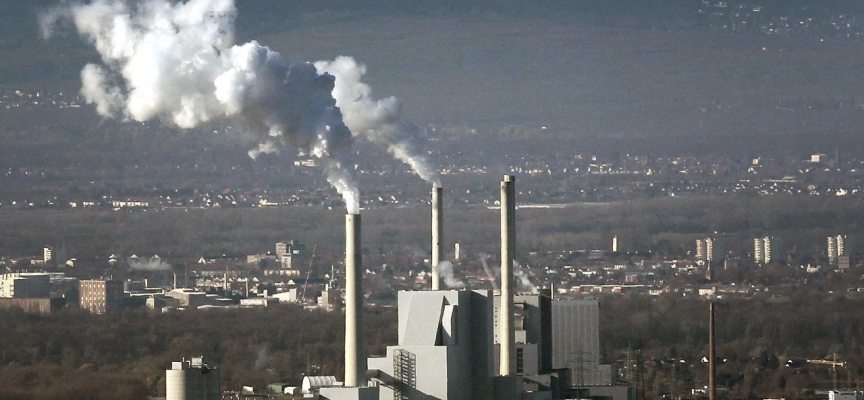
[314,290,623,400]
[359,290,496,400]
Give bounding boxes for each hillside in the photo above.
[2,1,864,158]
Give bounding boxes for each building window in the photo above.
[516,347,524,374]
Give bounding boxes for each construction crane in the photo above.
[300,244,317,303]
[807,353,846,390]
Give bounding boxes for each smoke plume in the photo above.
[433,261,464,289]
[315,57,441,187]
[128,257,172,271]
[514,260,538,294]
[253,344,271,370]
[479,254,499,291]
[41,0,360,212]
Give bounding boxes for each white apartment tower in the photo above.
[828,235,848,265]
[754,236,781,264]
[696,237,724,265]
[43,246,54,264]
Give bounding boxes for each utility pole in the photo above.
[671,358,678,400]
[626,347,633,384]
[637,349,645,400]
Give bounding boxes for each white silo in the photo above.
[165,357,219,400]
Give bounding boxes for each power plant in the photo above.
[313,176,627,400]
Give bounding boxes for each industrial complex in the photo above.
[228,175,632,400]
[163,175,631,400]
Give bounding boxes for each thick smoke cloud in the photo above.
[41,0,359,212]
[315,57,441,187]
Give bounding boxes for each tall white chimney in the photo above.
[345,213,366,387]
[499,175,516,376]
[431,186,443,290]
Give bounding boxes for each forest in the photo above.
[601,294,864,399]
[1,293,863,399]
[0,305,397,400]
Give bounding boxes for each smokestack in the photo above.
[431,186,443,290]
[345,213,366,387]
[500,175,516,376]
[709,302,716,400]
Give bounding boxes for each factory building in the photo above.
[493,294,552,375]
[318,290,619,400]
[166,357,220,400]
[0,273,50,299]
[551,299,612,387]
[360,290,496,400]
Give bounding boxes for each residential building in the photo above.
[43,246,54,264]
[696,237,724,265]
[754,236,781,264]
[839,255,852,271]
[79,279,123,314]
[828,235,848,265]
[276,240,306,269]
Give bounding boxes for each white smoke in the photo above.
[247,141,279,160]
[315,57,441,187]
[479,253,499,291]
[513,260,538,294]
[433,261,464,289]
[42,0,360,213]
[128,257,172,271]
[253,344,270,370]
